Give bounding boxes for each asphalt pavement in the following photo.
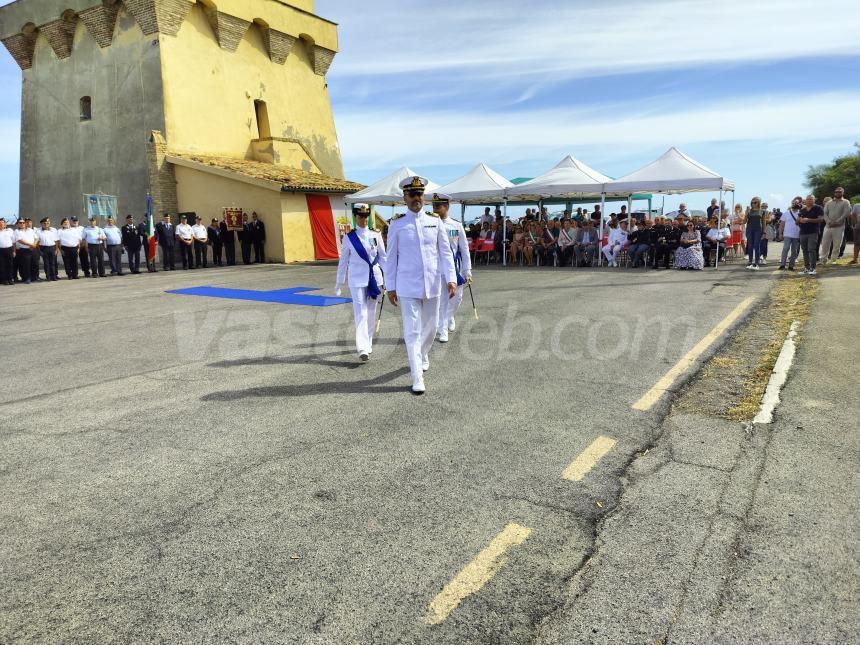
[0,259,800,643]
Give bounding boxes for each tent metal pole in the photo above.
[502,199,508,267]
[715,189,724,270]
[461,202,466,226]
[598,192,606,267]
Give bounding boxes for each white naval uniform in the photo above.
[335,225,387,355]
[437,216,472,338]
[386,209,456,384]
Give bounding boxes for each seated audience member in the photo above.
[653,217,681,269]
[525,221,540,265]
[478,222,493,241]
[510,224,526,265]
[674,221,705,270]
[704,215,730,265]
[557,219,576,266]
[574,219,600,266]
[537,220,558,265]
[627,219,652,267]
[602,220,628,267]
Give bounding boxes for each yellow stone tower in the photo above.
[0,0,361,262]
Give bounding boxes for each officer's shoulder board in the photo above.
[391,213,406,221]
[425,212,440,219]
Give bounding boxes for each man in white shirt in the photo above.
[83,217,107,277]
[70,216,90,277]
[57,218,82,279]
[0,218,15,285]
[103,216,124,275]
[432,193,472,343]
[13,219,37,283]
[479,207,493,227]
[176,214,194,269]
[191,216,209,268]
[335,203,387,361]
[386,176,456,394]
[36,217,60,281]
[778,196,803,270]
[705,218,730,266]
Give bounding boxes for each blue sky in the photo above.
[0,0,858,216]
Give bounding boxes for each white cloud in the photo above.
[0,117,19,163]
[323,0,860,82]
[336,91,860,171]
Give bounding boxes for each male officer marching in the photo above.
[386,177,456,394]
[335,203,387,362]
[431,193,472,343]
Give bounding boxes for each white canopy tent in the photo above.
[433,162,513,204]
[503,155,612,266]
[344,166,441,206]
[601,147,735,195]
[601,147,735,269]
[506,155,612,201]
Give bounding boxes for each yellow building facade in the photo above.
[0,0,361,263]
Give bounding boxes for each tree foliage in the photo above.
[805,143,860,202]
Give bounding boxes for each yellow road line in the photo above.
[632,296,755,411]
[425,523,532,625]
[562,436,617,481]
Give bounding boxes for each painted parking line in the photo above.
[632,296,755,411]
[562,436,617,481]
[425,523,532,625]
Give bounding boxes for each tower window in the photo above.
[254,99,270,139]
[80,96,92,121]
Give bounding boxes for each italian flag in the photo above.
[146,193,157,261]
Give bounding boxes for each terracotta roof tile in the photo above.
[169,152,364,193]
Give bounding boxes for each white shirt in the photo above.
[386,210,456,299]
[781,209,801,238]
[440,216,472,282]
[480,212,494,226]
[72,225,86,242]
[191,224,208,241]
[176,223,193,240]
[0,228,14,248]
[335,225,387,290]
[103,225,122,245]
[37,227,59,246]
[14,228,37,249]
[58,228,81,246]
[706,226,730,242]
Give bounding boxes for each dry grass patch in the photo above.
[724,276,819,421]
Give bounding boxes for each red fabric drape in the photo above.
[306,194,339,260]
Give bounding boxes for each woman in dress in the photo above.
[674,221,705,270]
[509,224,526,265]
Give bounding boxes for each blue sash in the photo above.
[454,250,466,286]
[347,230,381,299]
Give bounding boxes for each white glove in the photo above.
[335,284,342,296]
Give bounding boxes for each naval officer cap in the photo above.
[431,193,451,205]
[352,203,371,216]
[399,176,429,192]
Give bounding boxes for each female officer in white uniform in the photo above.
[335,203,387,361]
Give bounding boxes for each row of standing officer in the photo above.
[153,212,266,270]
[0,214,157,284]
[335,177,472,394]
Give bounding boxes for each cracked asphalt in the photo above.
[0,260,841,643]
